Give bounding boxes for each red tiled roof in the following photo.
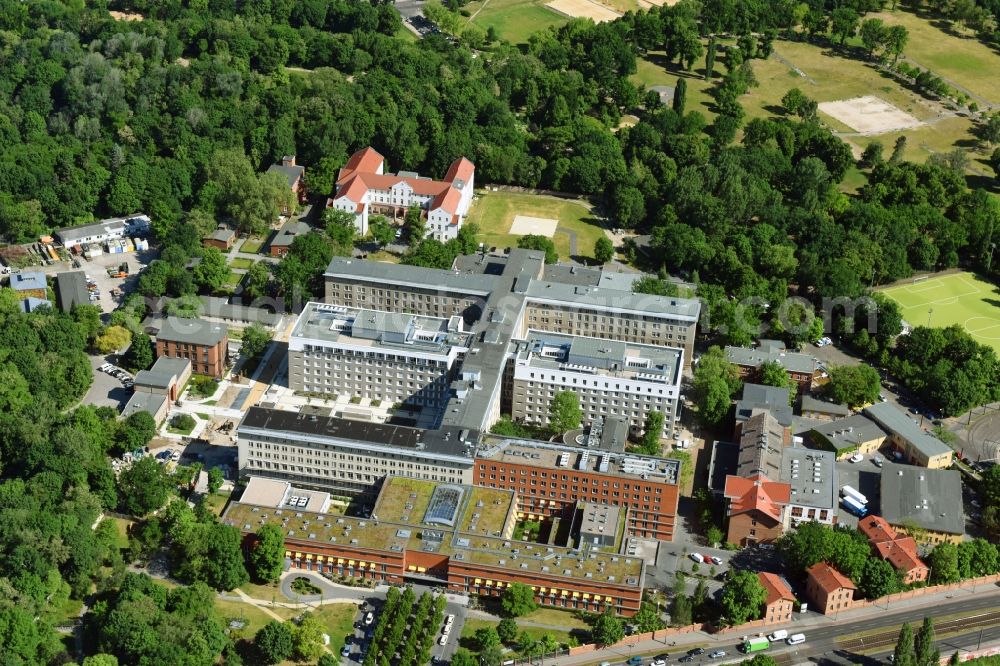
[807,562,856,593]
[724,475,790,522]
[759,572,795,606]
[858,515,898,544]
[339,147,384,180]
[430,187,463,214]
[444,156,475,184]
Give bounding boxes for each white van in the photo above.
[767,630,788,642]
[787,634,806,645]
[689,553,705,563]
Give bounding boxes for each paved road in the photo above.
[548,585,1000,666]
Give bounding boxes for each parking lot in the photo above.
[833,455,884,529]
[81,354,133,409]
[76,249,156,313]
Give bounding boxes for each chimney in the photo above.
[282,155,296,167]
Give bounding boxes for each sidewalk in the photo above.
[546,582,1000,665]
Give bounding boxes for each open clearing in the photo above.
[463,0,638,43]
[546,0,620,22]
[818,96,922,134]
[510,215,559,236]
[879,272,1000,353]
[465,190,603,261]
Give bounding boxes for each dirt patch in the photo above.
[109,11,143,21]
[818,96,922,134]
[546,0,620,22]
[510,215,559,237]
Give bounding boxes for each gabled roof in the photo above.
[857,515,898,544]
[338,147,385,181]
[444,156,475,187]
[874,539,926,574]
[864,403,952,461]
[430,187,463,215]
[724,474,790,522]
[807,562,855,593]
[267,163,305,189]
[759,572,795,606]
[55,271,89,312]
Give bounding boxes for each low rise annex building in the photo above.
[225,476,646,615]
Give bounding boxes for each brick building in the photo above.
[805,562,855,615]
[759,572,795,624]
[857,515,929,584]
[154,317,228,378]
[725,340,817,393]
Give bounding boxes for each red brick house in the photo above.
[155,317,229,379]
[759,572,795,624]
[267,155,306,212]
[857,515,929,584]
[723,475,790,547]
[805,562,855,615]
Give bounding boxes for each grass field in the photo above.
[872,9,1000,107]
[463,0,568,44]
[459,618,577,649]
[465,190,604,261]
[879,271,1000,353]
[238,239,264,254]
[230,257,255,270]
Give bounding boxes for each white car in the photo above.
[445,614,455,626]
[442,623,451,636]
[364,611,374,626]
[170,450,181,462]
[689,552,704,563]
[849,453,864,463]
[438,634,448,645]
[652,659,668,666]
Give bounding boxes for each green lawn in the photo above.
[236,581,291,604]
[460,618,577,651]
[466,190,605,262]
[311,604,359,656]
[230,257,255,270]
[202,492,231,516]
[872,8,1000,106]
[879,271,1000,353]
[366,250,401,264]
[239,239,264,254]
[518,606,591,630]
[463,0,569,44]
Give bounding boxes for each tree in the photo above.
[639,411,665,455]
[255,621,293,665]
[451,649,478,666]
[757,360,795,396]
[594,236,615,263]
[404,206,425,245]
[117,457,172,516]
[826,364,881,408]
[293,612,325,661]
[83,656,119,666]
[241,323,272,360]
[475,626,501,651]
[497,618,519,644]
[323,208,357,253]
[124,334,155,372]
[831,7,860,45]
[705,38,717,79]
[517,234,558,264]
[719,570,767,625]
[859,18,887,58]
[592,609,625,646]
[692,346,742,424]
[915,617,938,666]
[781,88,808,116]
[859,558,900,599]
[893,622,917,666]
[548,390,582,433]
[928,542,960,584]
[673,78,687,114]
[369,216,396,247]
[633,601,665,633]
[243,261,271,301]
[207,467,224,494]
[956,538,999,578]
[669,593,692,626]
[96,325,132,354]
[500,582,537,617]
[861,142,884,168]
[890,136,908,164]
[249,524,285,583]
[194,248,230,292]
[990,147,1000,179]
[778,521,832,575]
[120,411,158,452]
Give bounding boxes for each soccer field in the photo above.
[879,272,1000,353]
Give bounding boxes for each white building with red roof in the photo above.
[327,147,475,241]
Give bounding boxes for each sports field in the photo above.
[465,190,604,261]
[879,272,1000,353]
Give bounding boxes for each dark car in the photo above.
[689,648,706,656]
[680,655,695,662]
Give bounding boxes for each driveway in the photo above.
[80,355,133,409]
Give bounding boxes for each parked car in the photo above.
[170,450,181,462]
[438,634,448,645]
[710,651,726,659]
[689,648,706,656]
[689,552,705,563]
[680,656,695,663]
[873,455,884,467]
[627,657,643,666]
[363,612,374,626]
[445,614,455,626]
[710,555,723,565]
[341,644,351,657]
[652,659,667,666]
[849,453,864,463]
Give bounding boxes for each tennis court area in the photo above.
[879,271,1000,353]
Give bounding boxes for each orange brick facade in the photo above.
[472,459,679,541]
[727,512,783,547]
[155,335,227,378]
[245,534,642,616]
[805,563,855,615]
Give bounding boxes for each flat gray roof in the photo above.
[525,281,701,321]
[810,414,887,452]
[200,296,283,328]
[880,463,964,535]
[325,257,498,295]
[135,357,190,389]
[801,395,851,417]
[542,264,602,287]
[735,384,793,427]
[156,317,228,347]
[10,271,46,292]
[121,392,167,420]
[863,403,952,460]
[726,345,817,375]
[780,446,837,511]
[515,330,682,384]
